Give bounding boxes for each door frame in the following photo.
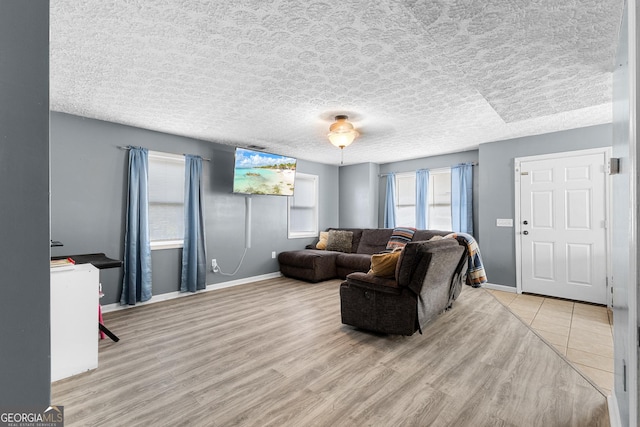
[514,147,613,305]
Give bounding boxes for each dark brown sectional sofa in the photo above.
[278,228,453,282]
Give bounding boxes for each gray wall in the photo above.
[478,124,612,288]
[0,1,51,405]
[50,112,339,305]
[377,150,480,231]
[339,162,379,227]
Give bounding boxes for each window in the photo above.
[288,173,318,238]
[394,168,452,229]
[428,169,452,230]
[395,173,416,226]
[148,151,185,249]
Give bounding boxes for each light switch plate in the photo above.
[496,218,513,227]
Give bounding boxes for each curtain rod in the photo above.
[378,162,478,177]
[118,145,211,161]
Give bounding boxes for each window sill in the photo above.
[151,240,184,250]
[288,232,318,239]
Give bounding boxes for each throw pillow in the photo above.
[369,249,402,278]
[386,227,417,250]
[326,230,353,253]
[316,231,329,250]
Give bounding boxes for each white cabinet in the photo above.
[50,263,99,382]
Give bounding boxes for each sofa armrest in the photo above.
[343,272,402,295]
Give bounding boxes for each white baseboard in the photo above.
[608,392,621,427]
[101,272,282,313]
[481,283,518,293]
[204,272,282,292]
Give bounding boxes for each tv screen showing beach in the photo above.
[233,148,297,196]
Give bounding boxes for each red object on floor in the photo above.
[98,304,106,340]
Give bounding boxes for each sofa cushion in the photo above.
[412,229,451,241]
[326,230,353,253]
[386,227,416,250]
[348,229,364,253]
[277,249,338,282]
[368,249,402,278]
[316,231,329,249]
[357,229,394,254]
[336,253,371,272]
[329,228,363,253]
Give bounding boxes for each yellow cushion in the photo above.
[368,250,402,278]
[316,231,329,250]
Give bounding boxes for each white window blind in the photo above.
[428,169,452,231]
[148,151,185,248]
[394,168,452,230]
[395,173,416,227]
[288,173,318,238]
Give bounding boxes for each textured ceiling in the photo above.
[50,0,624,166]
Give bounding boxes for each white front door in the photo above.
[517,150,608,304]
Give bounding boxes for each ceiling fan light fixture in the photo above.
[328,115,359,149]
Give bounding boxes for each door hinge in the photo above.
[623,359,627,392]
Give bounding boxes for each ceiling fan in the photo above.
[318,111,397,164]
[327,115,359,149]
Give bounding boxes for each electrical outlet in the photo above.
[271,251,276,259]
[211,259,218,272]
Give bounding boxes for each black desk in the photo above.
[51,253,122,269]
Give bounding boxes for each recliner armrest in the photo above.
[343,272,402,295]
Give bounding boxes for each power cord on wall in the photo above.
[214,196,251,277]
[215,248,248,276]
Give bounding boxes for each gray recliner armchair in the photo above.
[339,239,467,336]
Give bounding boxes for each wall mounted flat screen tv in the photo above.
[233,147,297,196]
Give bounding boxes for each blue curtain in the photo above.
[384,173,397,228]
[181,155,207,292]
[415,169,429,229]
[451,163,474,234]
[121,147,152,305]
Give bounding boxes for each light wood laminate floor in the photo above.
[52,278,609,426]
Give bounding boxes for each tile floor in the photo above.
[487,289,614,394]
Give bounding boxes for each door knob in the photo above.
[523,231,529,235]
[523,220,528,225]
